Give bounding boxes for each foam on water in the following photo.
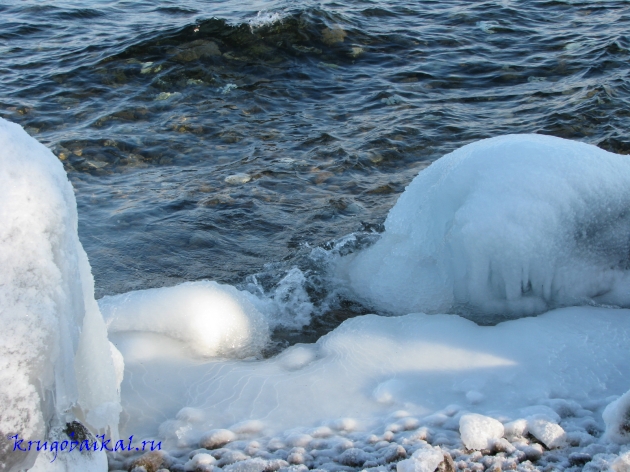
[248,10,286,31]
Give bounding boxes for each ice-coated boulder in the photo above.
[459,413,504,450]
[0,118,122,470]
[396,445,444,472]
[341,134,630,320]
[527,415,566,449]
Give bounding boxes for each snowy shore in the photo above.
[3,118,630,472]
[105,307,630,472]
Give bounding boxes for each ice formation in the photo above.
[0,118,121,471]
[100,281,269,359]
[339,134,630,319]
[101,134,630,472]
[8,123,630,471]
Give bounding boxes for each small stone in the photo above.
[185,452,217,472]
[349,46,364,57]
[170,39,221,62]
[338,447,370,467]
[437,453,456,472]
[492,438,516,455]
[217,449,250,467]
[128,451,168,472]
[285,434,312,448]
[225,173,251,185]
[568,452,592,466]
[383,444,407,463]
[200,429,238,449]
[322,25,347,45]
[397,446,444,472]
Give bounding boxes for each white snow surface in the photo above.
[339,134,630,319]
[0,118,121,471]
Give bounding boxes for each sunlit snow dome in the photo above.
[338,134,630,322]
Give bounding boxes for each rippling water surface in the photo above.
[2,0,630,343]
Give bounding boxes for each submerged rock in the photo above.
[322,26,347,45]
[170,39,221,62]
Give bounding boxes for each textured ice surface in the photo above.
[110,306,630,449]
[100,280,270,358]
[0,118,121,470]
[340,134,630,319]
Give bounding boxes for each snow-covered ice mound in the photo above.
[339,134,630,319]
[100,281,270,359]
[0,118,122,471]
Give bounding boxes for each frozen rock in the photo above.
[128,451,170,472]
[604,389,630,443]
[217,449,250,466]
[201,429,238,449]
[311,427,334,438]
[338,447,371,467]
[185,452,216,472]
[527,416,566,449]
[459,414,504,450]
[465,391,485,405]
[397,445,444,472]
[381,444,407,463]
[231,420,265,435]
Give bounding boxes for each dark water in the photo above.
[2,0,630,339]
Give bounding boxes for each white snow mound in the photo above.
[341,134,630,319]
